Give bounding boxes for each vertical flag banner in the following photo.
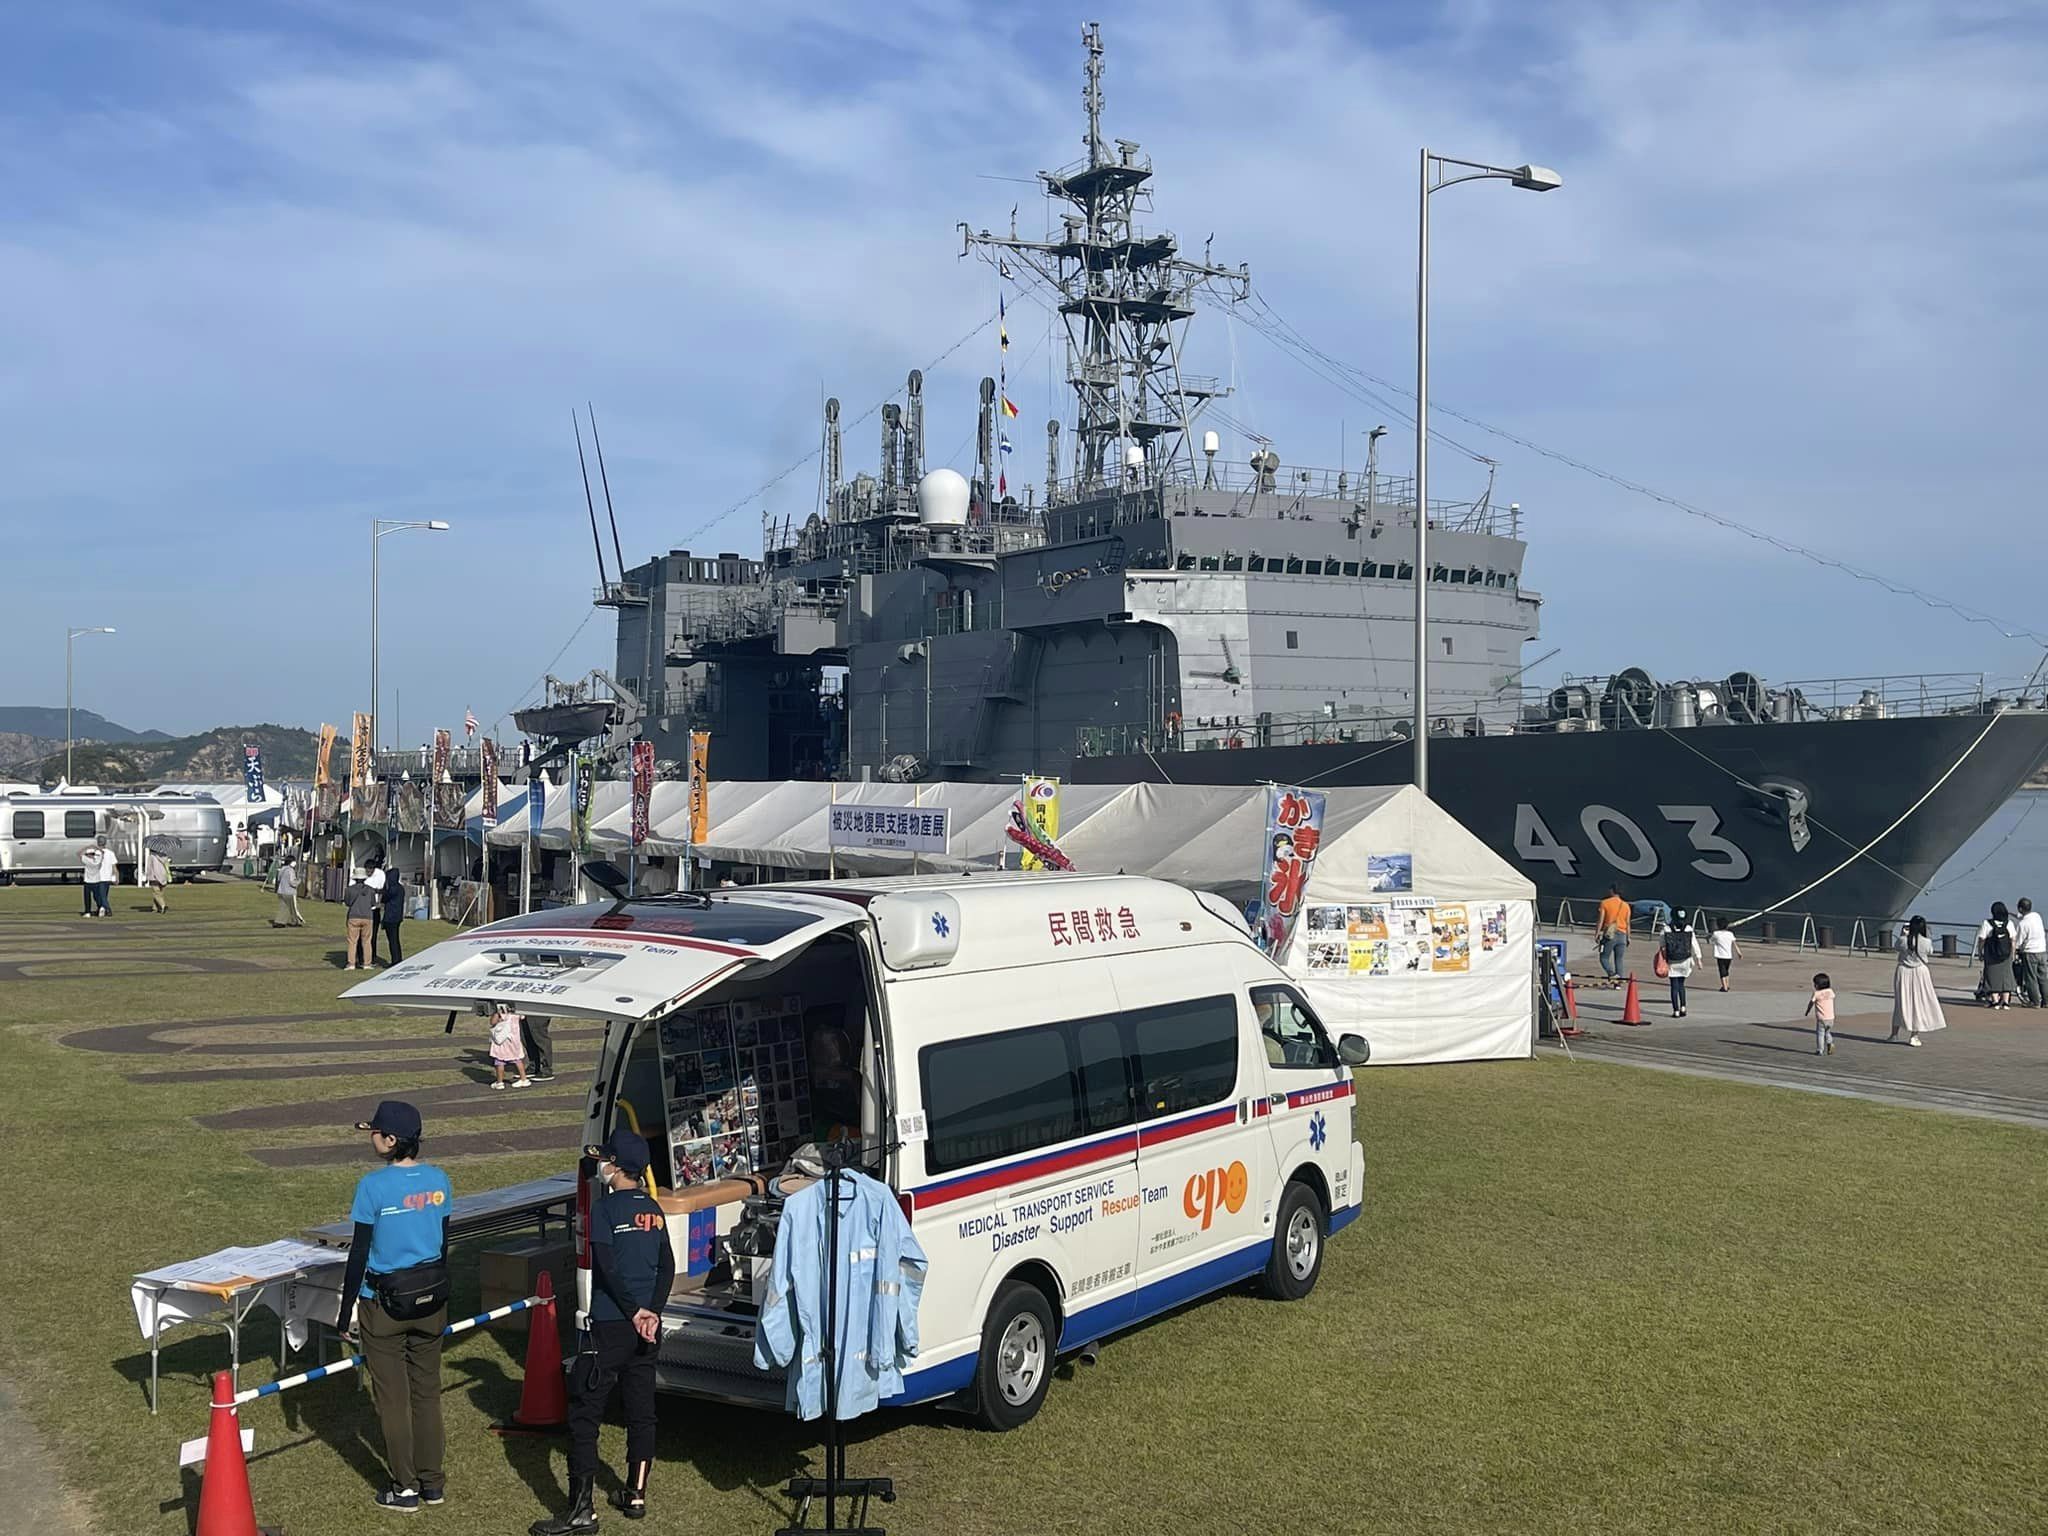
[528,776,546,838]
[1254,786,1326,955]
[385,778,399,827]
[350,712,373,787]
[572,754,594,851]
[480,739,500,828]
[629,740,655,847]
[432,728,451,783]
[688,731,711,846]
[1016,776,1063,871]
[315,724,337,788]
[242,744,265,804]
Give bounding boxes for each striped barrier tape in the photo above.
[232,1293,547,1406]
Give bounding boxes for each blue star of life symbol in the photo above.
[931,911,950,938]
[1308,1110,1327,1152]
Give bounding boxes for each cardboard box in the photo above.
[478,1238,573,1351]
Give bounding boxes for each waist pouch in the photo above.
[372,1260,450,1321]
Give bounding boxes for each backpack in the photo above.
[1983,919,2011,964]
[1662,928,1693,963]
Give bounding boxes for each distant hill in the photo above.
[11,724,335,785]
[0,706,168,742]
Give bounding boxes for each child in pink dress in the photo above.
[488,1005,531,1090]
[1805,973,1836,1056]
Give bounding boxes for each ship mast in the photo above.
[961,22,1249,498]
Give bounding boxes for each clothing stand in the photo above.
[776,1140,898,1536]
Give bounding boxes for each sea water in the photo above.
[1914,789,2048,926]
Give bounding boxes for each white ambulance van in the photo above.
[343,872,1369,1429]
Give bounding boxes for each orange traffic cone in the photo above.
[195,1371,260,1536]
[1619,973,1645,1026]
[1562,978,1580,1021]
[496,1269,568,1433]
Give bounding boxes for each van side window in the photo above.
[1250,986,1337,1070]
[65,810,97,839]
[1073,1015,1133,1133]
[1128,996,1238,1118]
[11,811,45,839]
[922,1025,1078,1175]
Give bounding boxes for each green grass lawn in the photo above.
[1,880,2044,1534]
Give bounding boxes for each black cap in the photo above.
[585,1127,649,1179]
[356,1100,422,1139]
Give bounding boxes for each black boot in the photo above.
[528,1475,600,1535]
[608,1461,650,1521]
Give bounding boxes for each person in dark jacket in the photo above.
[338,1101,452,1514]
[343,870,379,970]
[531,1128,673,1533]
[378,867,408,965]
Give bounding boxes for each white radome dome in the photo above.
[917,467,971,526]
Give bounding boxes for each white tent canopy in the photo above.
[488,777,1534,1065]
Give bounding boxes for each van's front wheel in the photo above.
[1262,1181,1325,1301]
[972,1280,1055,1431]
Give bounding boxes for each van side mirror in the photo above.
[1337,1033,1371,1067]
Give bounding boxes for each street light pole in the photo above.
[65,625,116,785]
[369,519,452,760]
[1413,150,1561,797]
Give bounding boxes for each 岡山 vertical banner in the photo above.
[315,723,337,787]
[688,731,711,846]
[480,739,500,828]
[630,740,655,847]
[242,744,265,803]
[350,712,373,787]
[1019,776,1061,870]
[432,728,451,784]
[571,754,594,851]
[1254,785,1326,955]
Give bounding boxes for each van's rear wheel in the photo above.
[972,1280,1054,1431]
[1262,1181,1326,1301]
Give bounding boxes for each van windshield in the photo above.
[484,899,832,949]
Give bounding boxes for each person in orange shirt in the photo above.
[1596,886,1632,985]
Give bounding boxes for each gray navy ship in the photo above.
[603,24,2048,927]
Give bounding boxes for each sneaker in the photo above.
[1908,1037,1922,1047]
[1825,1041,1834,1054]
[529,1071,556,1082]
[512,1077,532,1088]
[374,1485,421,1514]
[420,1487,445,1507]
[491,1081,506,1091]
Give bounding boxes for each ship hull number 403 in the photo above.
[1513,803,1753,881]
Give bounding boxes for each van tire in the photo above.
[1262,1181,1325,1301]
[971,1280,1056,1431]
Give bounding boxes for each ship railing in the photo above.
[1046,462,1521,535]
[1524,672,2017,726]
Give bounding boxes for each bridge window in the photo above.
[1341,561,1359,577]
[1304,560,1323,576]
[1248,556,1265,572]
[1286,630,1299,649]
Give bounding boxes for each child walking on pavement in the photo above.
[1806,972,1836,1055]
[1711,922,1741,990]
[488,1004,531,1091]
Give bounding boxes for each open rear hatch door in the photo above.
[340,892,871,1023]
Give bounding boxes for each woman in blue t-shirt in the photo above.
[338,1100,453,1515]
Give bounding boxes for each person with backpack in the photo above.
[1976,901,2018,1009]
[1661,909,1703,1017]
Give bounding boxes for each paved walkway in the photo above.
[1548,925,2048,1128]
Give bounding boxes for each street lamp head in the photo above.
[425,520,451,531]
[1510,164,1563,192]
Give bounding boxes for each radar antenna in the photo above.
[960,24,1249,497]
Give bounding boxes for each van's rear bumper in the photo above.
[653,1302,786,1411]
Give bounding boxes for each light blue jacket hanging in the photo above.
[754,1169,928,1420]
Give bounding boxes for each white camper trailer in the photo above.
[0,789,229,882]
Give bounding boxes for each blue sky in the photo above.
[5,0,2047,740]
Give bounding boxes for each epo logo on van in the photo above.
[1182,1162,1248,1231]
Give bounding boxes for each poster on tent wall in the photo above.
[315,724,337,787]
[350,712,373,787]
[242,745,264,803]
[1017,777,1062,870]
[688,731,710,846]
[1301,890,1511,980]
[629,741,654,847]
[480,739,500,828]
[1253,786,1325,955]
